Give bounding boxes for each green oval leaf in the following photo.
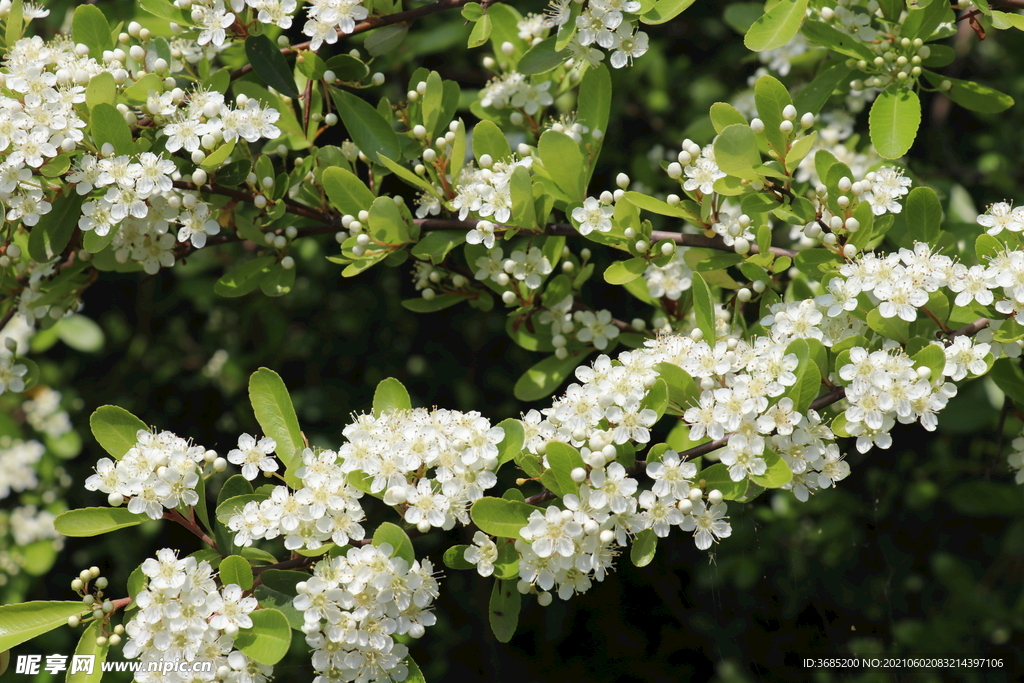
[215,256,275,298]
[248,368,304,482]
[691,271,717,343]
[641,0,697,24]
[695,463,749,500]
[869,86,921,159]
[68,619,110,683]
[28,192,85,263]
[330,89,402,164]
[90,102,134,155]
[90,405,147,459]
[372,522,416,565]
[538,130,585,202]
[0,602,88,652]
[513,351,588,402]
[72,5,112,58]
[219,555,254,591]
[244,35,299,98]
[713,123,762,180]
[744,0,810,52]
[53,507,150,537]
[518,36,564,75]
[489,579,521,643]
[603,258,648,285]
[373,377,412,416]
[322,167,375,216]
[922,71,1014,114]
[234,608,291,665]
[470,497,540,539]
[444,545,476,570]
[630,528,658,566]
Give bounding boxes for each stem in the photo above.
[921,305,952,335]
[164,508,218,551]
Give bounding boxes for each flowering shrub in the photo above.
[3,0,1024,679]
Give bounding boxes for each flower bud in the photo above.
[800,112,815,128]
[501,41,515,55]
[689,488,704,502]
[733,238,750,255]
[750,118,765,134]
[666,162,682,179]
[615,173,630,189]
[782,104,797,120]
[779,120,794,133]
[737,288,751,302]
[708,489,724,505]
[537,592,553,606]
[599,529,615,544]
[417,519,432,533]
[422,288,437,301]
[661,242,675,256]
[570,467,587,483]
[281,256,295,270]
[842,244,858,259]
[372,72,385,86]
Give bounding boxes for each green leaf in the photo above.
[921,71,1014,114]
[867,308,911,344]
[902,0,953,41]
[713,124,762,180]
[90,405,147,460]
[540,129,581,200]
[603,257,648,285]
[331,89,402,163]
[468,13,493,48]
[373,377,412,416]
[630,528,658,566]
[472,119,512,162]
[373,522,416,565]
[906,187,942,242]
[624,191,700,222]
[28,192,85,263]
[0,602,87,652]
[90,102,134,155]
[215,256,275,298]
[489,579,521,643]
[444,545,476,570]
[365,24,409,57]
[695,464,749,500]
[754,74,792,159]
[244,35,299,98]
[744,0,809,52]
[85,71,116,109]
[513,351,586,401]
[322,167,375,216]
[139,0,188,23]
[975,233,1004,263]
[794,60,855,116]
[577,64,610,181]
[368,195,412,244]
[324,54,369,82]
[642,378,670,421]
[55,314,104,353]
[5,0,23,48]
[219,555,254,591]
[68,619,110,683]
[545,442,586,497]
[641,0,697,24]
[869,86,921,159]
[912,343,946,382]
[260,262,296,298]
[800,21,876,61]
[654,362,700,412]
[72,5,112,58]
[691,271,717,343]
[402,295,464,312]
[248,368,304,483]
[749,449,793,488]
[496,418,525,465]
[378,153,437,195]
[989,358,1024,405]
[471,497,539,539]
[709,102,748,134]
[518,36,565,74]
[412,230,466,265]
[782,339,822,414]
[234,609,291,665]
[53,507,150,537]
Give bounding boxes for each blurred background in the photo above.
[3,1,1024,681]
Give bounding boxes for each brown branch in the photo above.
[947,317,990,339]
[231,0,494,80]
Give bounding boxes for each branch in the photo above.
[948,317,990,339]
[230,0,493,80]
[163,508,218,550]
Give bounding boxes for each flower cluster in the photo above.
[227,448,367,550]
[84,429,210,519]
[479,72,555,115]
[450,155,534,224]
[472,246,554,291]
[302,0,370,49]
[680,141,726,195]
[22,387,73,438]
[294,544,439,683]
[123,548,269,683]
[839,345,959,453]
[0,438,44,501]
[643,249,694,301]
[858,166,913,215]
[340,407,504,532]
[563,0,651,69]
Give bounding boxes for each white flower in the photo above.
[466,220,498,248]
[464,531,499,577]
[680,500,731,550]
[977,202,1024,235]
[0,355,29,394]
[571,196,614,235]
[227,433,278,480]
